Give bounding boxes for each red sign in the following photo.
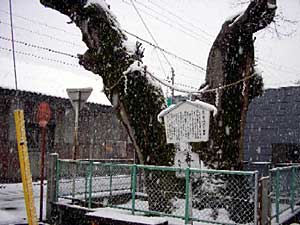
[37,102,51,128]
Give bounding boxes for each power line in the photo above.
[0,20,82,47]
[162,79,198,90]
[4,4,295,89]
[122,29,206,72]
[130,0,211,45]
[129,0,173,69]
[0,47,80,68]
[148,0,214,39]
[1,9,207,72]
[2,7,299,77]
[0,36,79,59]
[122,0,208,44]
[0,9,79,37]
[0,10,207,73]
[150,46,168,79]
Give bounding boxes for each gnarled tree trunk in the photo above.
[40,0,276,218]
[40,0,175,166]
[194,0,277,170]
[40,0,175,212]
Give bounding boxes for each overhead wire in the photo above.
[0,9,207,72]
[122,0,209,44]
[147,0,214,39]
[149,47,168,79]
[0,47,80,68]
[0,8,79,37]
[129,1,300,76]
[0,20,82,47]
[128,0,211,45]
[0,36,79,59]
[129,0,173,69]
[1,4,298,93]
[1,8,299,77]
[122,30,206,72]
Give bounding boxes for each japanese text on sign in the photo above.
[164,107,210,143]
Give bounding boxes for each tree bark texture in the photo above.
[194,0,276,170]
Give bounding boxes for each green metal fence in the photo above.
[55,159,258,225]
[269,165,300,223]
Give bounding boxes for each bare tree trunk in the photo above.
[194,0,276,170]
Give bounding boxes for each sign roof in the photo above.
[158,100,217,122]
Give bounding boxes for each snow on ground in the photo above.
[86,208,168,225]
[0,182,46,225]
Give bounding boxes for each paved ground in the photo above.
[0,182,46,225]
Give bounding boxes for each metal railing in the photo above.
[55,159,258,225]
[269,165,300,223]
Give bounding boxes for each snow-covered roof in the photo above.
[158,100,217,122]
[0,0,111,105]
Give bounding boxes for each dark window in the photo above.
[272,143,300,164]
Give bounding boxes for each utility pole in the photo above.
[171,67,175,104]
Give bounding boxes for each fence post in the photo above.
[254,171,258,225]
[184,167,191,225]
[46,153,58,222]
[258,176,271,225]
[291,165,295,213]
[131,164,137,215]
[88,160,93,208]
[275,168,280,223]
[72,161,77,203]
[109,163,113,206]
[85,162,88,204]
[56,158,60,202]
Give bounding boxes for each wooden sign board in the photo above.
[158,100,217,143]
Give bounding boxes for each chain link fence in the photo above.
[55,159,258,224]
[269,165,300,223]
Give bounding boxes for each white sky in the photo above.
[0,0,300,104]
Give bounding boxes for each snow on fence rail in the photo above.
[269,165,300,223]
[54,159,258,225]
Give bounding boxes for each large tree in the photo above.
[39,0,276,169]
[40,0,176,212]
[194,0,277,170]
[40,0,276,218]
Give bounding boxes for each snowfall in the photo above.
[0,182,46,225]
[1,0,300,224]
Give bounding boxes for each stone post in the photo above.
[259,176,271,225]
[46,153,58,222]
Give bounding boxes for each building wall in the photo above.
[244,86,300,164]
[0,88,133,182]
